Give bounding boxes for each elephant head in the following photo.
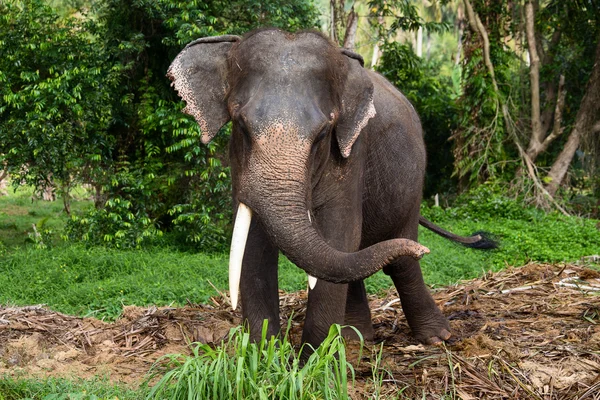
[168,29,428,307]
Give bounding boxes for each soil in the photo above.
[1,262,599,399]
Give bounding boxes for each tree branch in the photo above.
[343,7,358,51]
[541,74,566,150]
[463,0,499,92]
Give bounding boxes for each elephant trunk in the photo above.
[228,160,429,308]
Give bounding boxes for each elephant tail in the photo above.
[418,216,498,249]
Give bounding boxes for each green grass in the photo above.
[0,245,306,319]
[0,375,144,400]
[0,186,92,248]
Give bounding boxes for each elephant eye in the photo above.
[236,117,250,139]
[314,124,330,145]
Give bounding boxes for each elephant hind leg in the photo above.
[383,256,450,345]
[342,280,374,341]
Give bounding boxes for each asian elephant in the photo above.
[167,28,495,350]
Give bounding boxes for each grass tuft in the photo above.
[146,321,360,400]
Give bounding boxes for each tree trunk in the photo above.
[0,167,8,196]
[416,26,423,57]
[330,0,346,45]
[525,1,543,160]
[343,7,358,51]
[539,29,562,136]
[546,35,600,196]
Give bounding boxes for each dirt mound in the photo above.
[1,262,599,398]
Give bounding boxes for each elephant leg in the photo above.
[383,256,450,344]
[342,280,374,341]
[302,279,348,350]
[240,218,280,341]
[301,201,362,351]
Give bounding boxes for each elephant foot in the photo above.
[406,308,451,345]
[341,323,374,342]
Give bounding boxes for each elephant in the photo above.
[167,28,496,350]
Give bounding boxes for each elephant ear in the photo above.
[336,50,376,158]
[167,35,240,144]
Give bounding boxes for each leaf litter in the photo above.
[1,262,599,399]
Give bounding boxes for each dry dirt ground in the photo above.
[1,262,599,399]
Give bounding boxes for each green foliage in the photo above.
[368,0,449,39]
[64,200,162,249]
[165,125,233,252]
[0,0,117,192]
[64,160,165,249]
[0,0,320,252]
[0,375,143,400]
[146,322,358,400]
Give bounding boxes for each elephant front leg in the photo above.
[383,257,451,345]
[240,218,280,341]
[302,202,363,350]
[302,280,348,350]
[342,280,375,341]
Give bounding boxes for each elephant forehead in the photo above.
[233,30,338,76]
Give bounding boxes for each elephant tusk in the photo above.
[229,202,253,310]
[308,274,317,289]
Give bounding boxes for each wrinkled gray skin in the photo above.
[168,29,454,349]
